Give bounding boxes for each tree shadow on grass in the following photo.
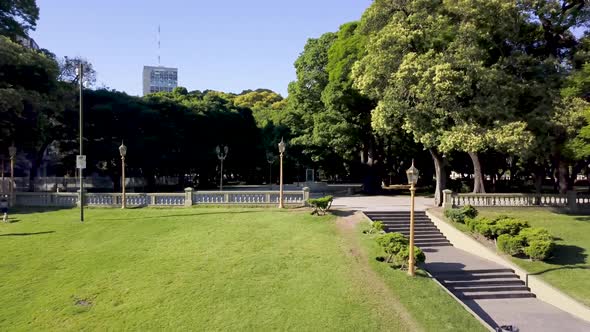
[545,244,587,266]
[330,209,356,217]
[0,231,55,237]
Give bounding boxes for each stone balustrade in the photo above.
[9,187,310,208]
[442,189,586,211]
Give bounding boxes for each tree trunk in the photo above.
[468,152,486,193]
[430,148,447,206]
[558,159,569,194]
[534,164,544,195]
[28,142,51,192]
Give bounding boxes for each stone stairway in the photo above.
[364,211,452,247]
[364,211,536,300]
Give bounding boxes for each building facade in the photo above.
[142,66,178,96]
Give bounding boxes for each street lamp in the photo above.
[8,145,16,206]
[278,138,286,209]
[76,63,85,222]
[267,152,274,190]
[216,145,229,191]
[119,141,127,209]
[406,160,419,276]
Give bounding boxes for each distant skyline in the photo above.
[31,0,373,96]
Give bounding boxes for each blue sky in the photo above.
[31,0,372,96]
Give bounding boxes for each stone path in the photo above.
[336,196,590,332]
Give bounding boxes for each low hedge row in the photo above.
[376,232,425,269]
[308,195,333,215]
[444,206,555,261]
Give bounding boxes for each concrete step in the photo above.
[365,211,426,216]
[448,285,531,293]
[372,216,431,221]
[456,292,536,300]
[440,279,525,287]
[416,242,453,247]
[438,273,520,281]
[435,268,515,275]
[381,220,433,225]
[395,231,443,236]
[386,227,440,232]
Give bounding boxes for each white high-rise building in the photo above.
[142,66,178,96]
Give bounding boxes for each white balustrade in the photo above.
[11,189,308,208]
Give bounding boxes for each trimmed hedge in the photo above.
[459,208,555,261]
[524,240,555,261]
[444,205,478,223]
[375,232,424,269]
[497,234,524,255]
[308,195,333,215]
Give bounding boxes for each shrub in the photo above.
[444,205,478,223]
[308,195,333,215]
[376,232,409,263]
[492,218,529,238]
[497,234,525,255]
[394,246,426,269]
[461,205,478,219]
[369,221,384,234]
[519,227,552,242]
[474,218,496,239]
[524,240,554,261]
[465,217,480,232]
[444,208,466,223]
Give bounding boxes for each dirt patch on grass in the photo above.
[335,211,423,332]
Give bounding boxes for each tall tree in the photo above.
[0,0,39,39]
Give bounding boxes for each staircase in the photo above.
[363,210,536,300]
[364,211,452,247]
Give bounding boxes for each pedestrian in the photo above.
[1,197,8,222]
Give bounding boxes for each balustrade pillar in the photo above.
[303,187,310,206]
[442,189,453,209]
[184,188,193,207]
[567,190,578,212]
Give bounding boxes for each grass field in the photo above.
[455,208,590,306]
[0,207,483,331]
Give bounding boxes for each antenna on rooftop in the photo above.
[157,25,161,66]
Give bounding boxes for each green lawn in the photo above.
[0,207,483,331]
[456,208,590,306]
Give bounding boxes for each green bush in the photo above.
[497,234,525,255]
[369,221,384,234]
[524,240,555,261]
[394,246,426,269]
[465,217,480,232]
[492,218,529,238]
[519,227,552,242]
[444,205,478,224]
[444,208,466,223]
[461,205,478,219]
[308,195,333,215]
[376,232,408,262]
[475,218,496,239]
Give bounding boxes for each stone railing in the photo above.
[10,187,310,208]
[442,189,587,211]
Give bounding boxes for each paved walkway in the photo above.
[338,195,590,332]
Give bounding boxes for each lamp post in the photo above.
[267,152,274,190]
[77,63,85,222]
[216,145,229,191]
[406,160,419,276]
[278,138,286,209]
[119,142,127,209]
[8,145,16,206]
[1,158,4,193]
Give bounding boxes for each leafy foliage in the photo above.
[497,234,525,256]
[444,205,477,223]
[308,195,334,216]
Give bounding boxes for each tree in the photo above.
[58,56,97,87]
[0,0,39,39]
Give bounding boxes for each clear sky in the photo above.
[31,0,373,96]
